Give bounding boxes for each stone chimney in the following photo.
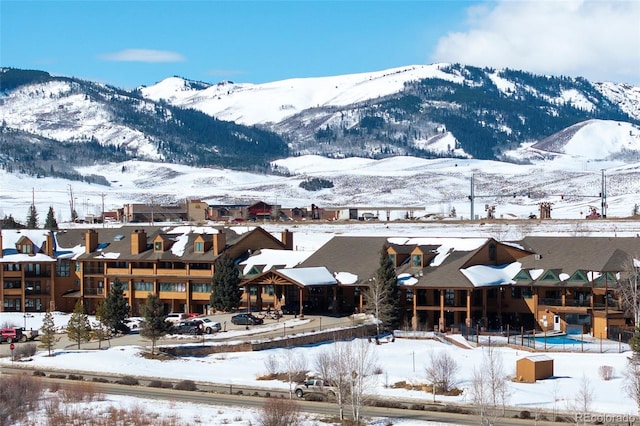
[46,232,54,256]
[281,229,293,250]
[85,229,99,254]
[213,231,226,256]
[130,229,147,255]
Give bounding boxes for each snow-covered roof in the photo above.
[240,249,313,275]
[334,271,358,285]
[460,262,521,287]
[397,273,419,286]
[387,237,488,266]
[277,267,337,286]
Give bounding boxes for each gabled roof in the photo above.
[298,236,388,285]
[517,236,640,272]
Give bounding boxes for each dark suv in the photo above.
[231,313,263,325]
[172,320,203,335]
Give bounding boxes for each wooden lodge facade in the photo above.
[1,227,637,338]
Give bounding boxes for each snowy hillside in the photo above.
[140,64,462,125]
[2,152,640,226]
[0,80,162,159]
[504,120,640,161]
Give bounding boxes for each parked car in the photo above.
[165,313,189,325]
[1,327,38,343]
[172,320,203,335]
[294,378,337,399]
[231,313,263,326]
[200,318,221,334]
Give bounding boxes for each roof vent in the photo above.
[534,254,542,260]
[114,234,125,241]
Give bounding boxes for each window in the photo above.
[412,254,422,267]
[3,263,21,271]
[75,263,81,272]
[195,241,204,253]
[511,287,522,298]
[522,287,533,299]
[388,254,396,265]
[445,289,455,306]
[134,281,154,291]
[25,280,41,293]
[3,280,21,289]
[488,243,497,261]
[25,263,41,275]
[21,244,32,254]
[189,263,211,270]
[56,260,71,277]
[159,282,186,292]
[192,283,212,293]
[154,241,163,252]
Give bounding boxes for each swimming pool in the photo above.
[529,335,587,345]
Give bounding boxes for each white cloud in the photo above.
[431,0,640,85]
[99,49,185,63]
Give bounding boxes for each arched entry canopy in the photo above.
[240,266,338,316]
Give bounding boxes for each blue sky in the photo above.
[2,1,639,89]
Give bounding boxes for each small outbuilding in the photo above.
[516,355,554,383]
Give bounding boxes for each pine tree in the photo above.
[39,310,59,356]
[103,278,129,333]
[140,294,170,355]
[365,246,399,334]
[210,253,242,312]
[93,300,111,349]
[44,206,58,230]
[67,299,91,349]
[26,204,38,228]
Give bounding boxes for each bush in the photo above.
[519,410,531,419]
[116,376,139,386]
[258,397,300,426]
[33,370,46,377]
[599,365,614,381]
[13,343,37,360]
[174,379,197,391]
[0,374,44,424]
[147,380,173,389]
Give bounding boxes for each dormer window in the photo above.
[154,241,163,252]
[388,253,396,266]
[195,241,204,253]
[488,243,497,261]
[412,254,422,267]
[21,244,32,254]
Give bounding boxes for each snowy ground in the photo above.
[0,310,637,425]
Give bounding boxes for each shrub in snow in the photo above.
[599,365,614,381]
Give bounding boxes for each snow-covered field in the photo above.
[0,307,637,425]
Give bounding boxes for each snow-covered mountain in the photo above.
[2,64,639,166]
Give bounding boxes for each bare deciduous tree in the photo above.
[575,373,594,419]
[425,350,459,402]
[283,349,307,399]
[346,339,378,423]
[469,345,510,424]
[625,357,640,415]
[616,259,640,328]
[264,353,280,377]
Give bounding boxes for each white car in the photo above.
[200,318,222,334]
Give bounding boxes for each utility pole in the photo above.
[101,193,105,228]
[601,169,607,218]
[469,175,475,221]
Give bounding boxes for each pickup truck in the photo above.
[294,379,337,399]
[0,327,39,343]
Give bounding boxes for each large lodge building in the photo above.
[0,226,637,339]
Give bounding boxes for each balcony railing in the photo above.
[539,298,563,306]
[83,287,105,296]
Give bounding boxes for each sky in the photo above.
[1,0,639,89]
[0,310,636,423]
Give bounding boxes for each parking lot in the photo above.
[0,312,360,356]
